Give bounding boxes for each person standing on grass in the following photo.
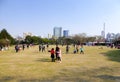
[42,45,46,52]
[49,48,55,62]
[55,45,59,60]
[66,45,69,54]
[15,45,19,53]
[39,44,42,52]
[76,45,79,53]
[46,43,49,50]
[57,48,62,63]
[80,46,84,54]
[22,44,25,50]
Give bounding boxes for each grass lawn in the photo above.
[0,45,120,82]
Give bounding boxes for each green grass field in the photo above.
[0,45,120,82]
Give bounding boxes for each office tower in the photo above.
[53,27,62,38]
[63,30,69,37]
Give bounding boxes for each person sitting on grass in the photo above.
[73,48,77,54]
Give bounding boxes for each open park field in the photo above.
[0,45,120,82]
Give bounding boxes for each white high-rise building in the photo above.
[101,23,105,38]
[101,30,105,38]
[53,27,62,38]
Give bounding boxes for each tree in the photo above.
[95,35,104,43]
[0,29,15,45]
[25,35,49,44]
[25,35,33,44]
[72,33,87,44]
[0,39,10,46]
[31,36,40,44]
[86,37,96,42]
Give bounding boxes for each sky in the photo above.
[0,0,120,37]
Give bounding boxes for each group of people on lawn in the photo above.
[49,44,84,63]
[49,45,62,63]
[15,44,84,63]
[66,44,84,54]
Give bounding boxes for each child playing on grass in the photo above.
[80,46,84,54]
[49,48,55,62]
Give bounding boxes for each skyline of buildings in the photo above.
[13,26,120,43]
[53,27,70,38]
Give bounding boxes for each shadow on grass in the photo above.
[1,67,120,82]
[101,49,120,62]
[95,75,120,80]
[19,79,53,82]
[36,58,51,62]
[0,75,89,82]
[0,76,14,82]
[18,78,89,82]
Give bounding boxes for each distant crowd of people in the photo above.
[39,44,49,52]
[14,44,31,52]
[65,44,84,54]
[9,42,120,63]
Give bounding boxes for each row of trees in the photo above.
[1,28,119,46]
[19,33,97,45]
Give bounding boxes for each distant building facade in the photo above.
[23,32,33,39]
[63,30,69,37]
[53,27,62,38]
[101,30,105,38]
[48,34,52,39]
[115,33,120,39]
[106,33,115,42]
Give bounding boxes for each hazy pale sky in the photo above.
[0,0,120,37]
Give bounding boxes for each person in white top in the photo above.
[57,48,62,62]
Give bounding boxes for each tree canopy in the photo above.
[0,29,15,45]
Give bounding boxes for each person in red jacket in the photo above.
[49,48,55,62]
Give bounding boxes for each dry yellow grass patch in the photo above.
[0,45,120,82]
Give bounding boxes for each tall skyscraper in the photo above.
[53,27,62,38]
[101,23,105,39]
[63,30,69,37]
